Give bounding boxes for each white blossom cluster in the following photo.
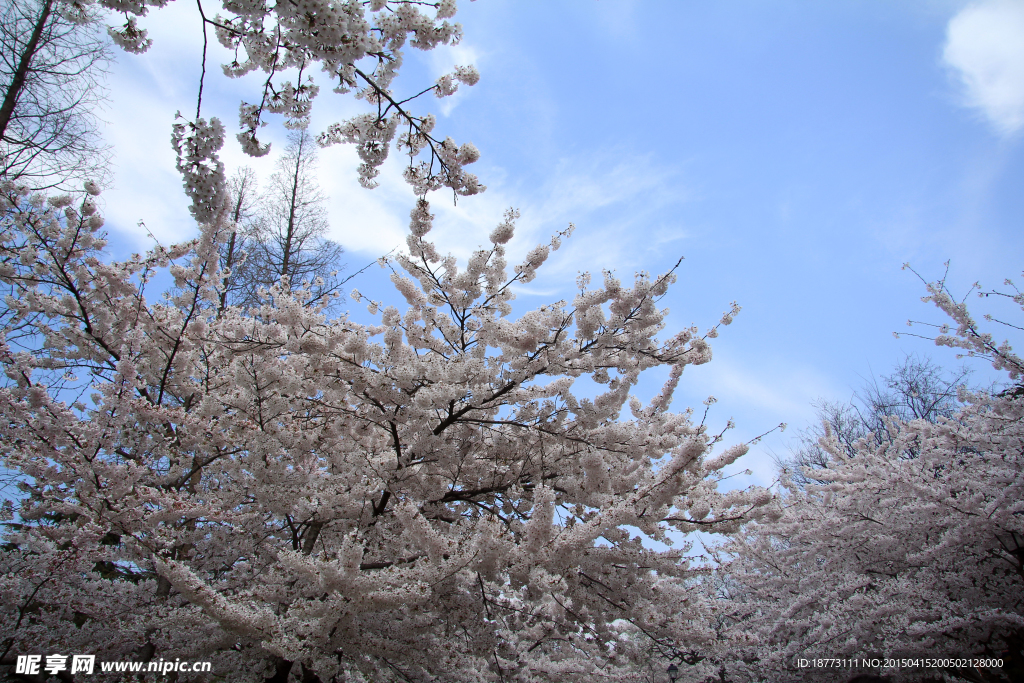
[171,115,228,223]
[898,263,1024,383]
[434,64,480,98]
[318,113,400,189]
[106,15,151,54]
[709,287,1024,682]
[0,186,772,681]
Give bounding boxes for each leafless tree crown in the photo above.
[0,0,111,190]
[781,354,974,485]
[221,130,344,309]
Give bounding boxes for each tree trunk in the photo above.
[0,0,54,142]
[280,132,305,277]
[265,657,292,683]
[219,183,248,310]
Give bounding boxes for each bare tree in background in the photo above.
[0,0,111,190]
[222,130,344,308]
[781,354,973,485]
[218,166,260,310]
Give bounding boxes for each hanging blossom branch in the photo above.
[317,63,482,199]
[104,0,483,219]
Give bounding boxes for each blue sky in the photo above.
[97,0,1024,485]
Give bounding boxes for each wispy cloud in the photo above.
[943,0,1024,135]
[678,358,831,428]
[425,152,694,280]
[669,357,838,488]
[323,142,695,290]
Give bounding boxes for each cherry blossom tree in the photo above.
[710,274,1024,683]
[0,180,773,682]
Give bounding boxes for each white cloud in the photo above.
[318,146,412,257]
[943,0,1024,135]
[667,358,839,489]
